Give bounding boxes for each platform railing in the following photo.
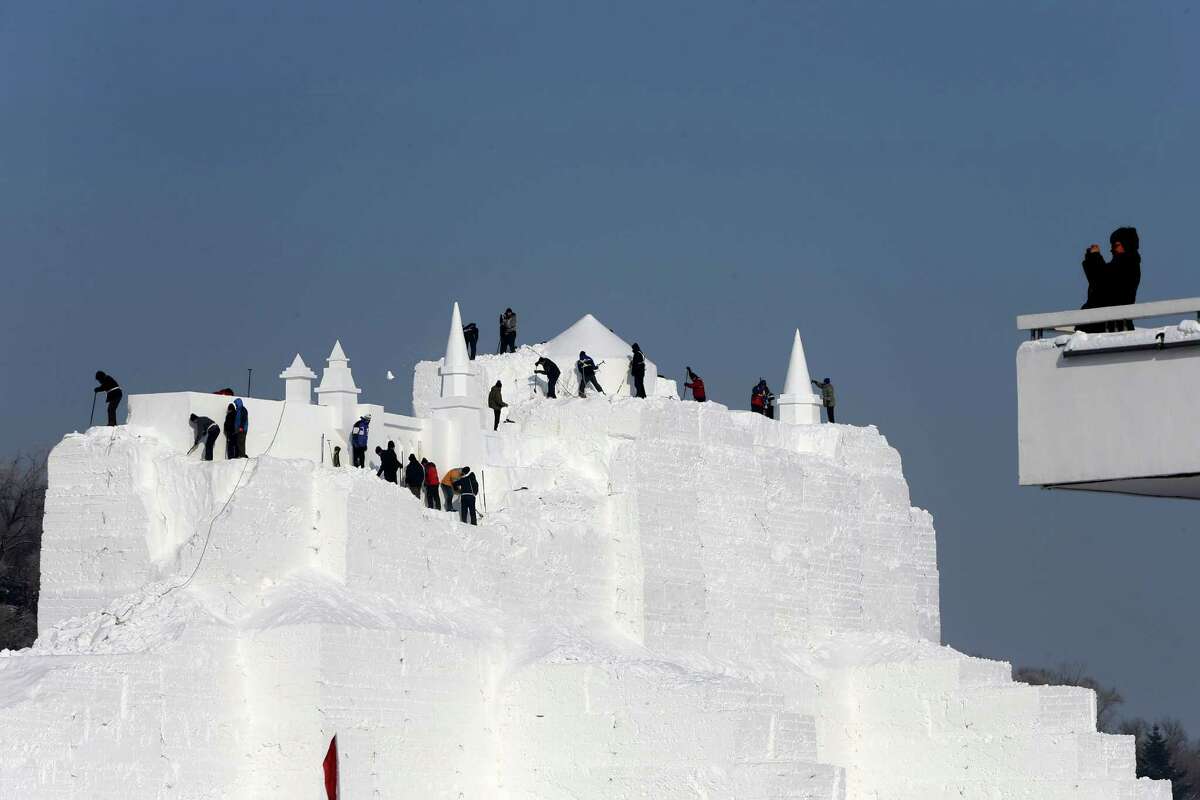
[1016,297,1200,339]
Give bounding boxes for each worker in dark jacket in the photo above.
[577,352,604,397]
[222,404,237,459]
[750,380,766,414]
[630,343,647,398]
[534,357,561,398]
[404,454,425,498]
[487,381,508,430]
[453,466,480,525]
[232,399,249,458]
[188,414,221,461]
[94,371,123,426]
[498,309,518,353]
[684,368,706,402]
[811,378,836,423]
[424,459,441,510]
[377,441,401,483]
[462,322,479,360]
[350,415,371,468]
[751,379,774,416]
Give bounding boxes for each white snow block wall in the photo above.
[0,354,1172,799]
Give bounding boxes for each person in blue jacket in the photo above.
[232,398,249,458]
[576,351,604,397]
[350,414,371,468]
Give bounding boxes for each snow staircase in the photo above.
[821,655,1171,800]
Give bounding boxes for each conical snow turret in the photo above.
[315,340,361,432]
[777,329,823,425]
[279,353,317,405]
[441,302,473,397]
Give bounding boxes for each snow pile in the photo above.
[1061,321,1200,355]
[23,580,199,657]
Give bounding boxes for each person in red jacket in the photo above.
[423,459,441,510]
[684,367,706,402]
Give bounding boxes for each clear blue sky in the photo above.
[3,2,1198,729]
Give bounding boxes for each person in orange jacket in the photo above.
[440,467,462,512]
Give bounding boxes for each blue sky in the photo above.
[2,2,1198,728]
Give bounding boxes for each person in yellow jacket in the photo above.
[440,467,463,512]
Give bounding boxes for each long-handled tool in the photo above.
[89,393,97,428]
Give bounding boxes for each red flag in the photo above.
[323,735,339,800]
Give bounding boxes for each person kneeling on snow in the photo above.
[188,414,221,461]
[404,454,425,498]
[453,467,480,526]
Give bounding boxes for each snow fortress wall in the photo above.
[0,361,1171,798]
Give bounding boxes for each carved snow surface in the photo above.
[0,390,1170,799]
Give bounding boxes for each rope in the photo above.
[147,400,290,606]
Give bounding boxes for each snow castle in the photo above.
[0,306,1169,799]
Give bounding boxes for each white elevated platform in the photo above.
[1016,298,1200,499]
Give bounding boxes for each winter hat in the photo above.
[1110,226,1140,251]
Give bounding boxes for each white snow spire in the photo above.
[444,302,470,372]
[778,329,823,425]
[279,353,317,405]
[315,340,361,432]
[440,302,473,398]
[782,329,812,395]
